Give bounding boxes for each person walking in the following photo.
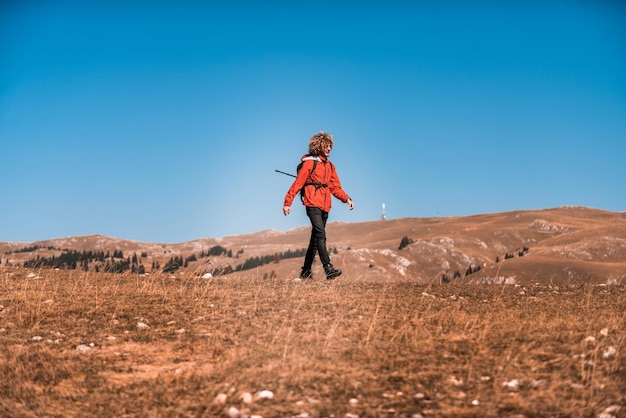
[283,131,354,280]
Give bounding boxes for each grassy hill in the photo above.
[2,206,625,285]
[1,207,624,416]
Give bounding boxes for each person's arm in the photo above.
[329,165,354,210]
[283,160,313,216]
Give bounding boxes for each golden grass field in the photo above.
[1,267,624,418]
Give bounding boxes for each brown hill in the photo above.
[1,206,625,285]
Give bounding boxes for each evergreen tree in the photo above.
[398,236,413,250]
[163,257,180,273]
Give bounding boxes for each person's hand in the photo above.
[283,205,291,216]
[347,199,354,210]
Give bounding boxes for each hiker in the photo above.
[283,131,354,280]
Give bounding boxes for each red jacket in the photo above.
[284,154,350,212]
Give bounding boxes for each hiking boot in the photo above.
[300,269,313,279]
[324,264,342,280]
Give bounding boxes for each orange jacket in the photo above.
[284,154,350,212]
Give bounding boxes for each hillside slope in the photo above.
[1,207,624,285]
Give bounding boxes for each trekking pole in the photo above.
[275,169,296,178]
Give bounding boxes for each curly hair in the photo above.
[308,131,334,156]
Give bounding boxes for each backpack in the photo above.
[297,155,333,202]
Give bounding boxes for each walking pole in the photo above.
[275,169,296,178]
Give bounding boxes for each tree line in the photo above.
[21,250,147,274]
[14,244,241,275]
[13,242,312,277]
[209,247,311,276]
[5,245,61,254]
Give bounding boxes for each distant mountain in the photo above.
[1,207,624,285]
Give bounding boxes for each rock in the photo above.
[448,375,463,386]
[598,405,621,418]
[213,393,227,405]
[76,344,92,352]
[240,392,252,404]
[255,390,274,400]
[584,336,596,345]
[227,406,240,418]
[603,346,616,360]
[503,379,520,390]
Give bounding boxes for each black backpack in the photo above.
[297,155,333,201]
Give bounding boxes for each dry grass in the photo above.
[1,267,624,418]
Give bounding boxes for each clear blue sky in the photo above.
[1,1,625,243]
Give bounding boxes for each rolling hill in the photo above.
[1,206,625,285]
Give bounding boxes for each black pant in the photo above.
[303,206,330,270]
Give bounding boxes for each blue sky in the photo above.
[1,1,625,243]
